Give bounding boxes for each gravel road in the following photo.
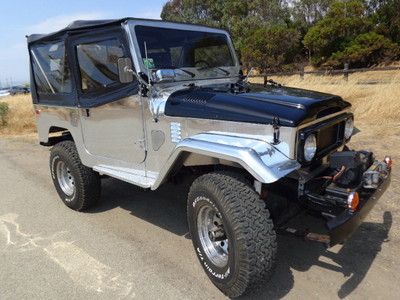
[0,136,399,299]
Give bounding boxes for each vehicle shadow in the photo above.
[90,178,392,299]
[248,210,392,299]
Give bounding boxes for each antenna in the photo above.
[144,41,150,85]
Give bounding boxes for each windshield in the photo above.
[134,25,236,71]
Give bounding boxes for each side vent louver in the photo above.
[177,91,214,105]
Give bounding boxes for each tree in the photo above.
[326,32,400,67]
[160,0,400,70]
[241,26,301,72]
[291,0,334,30]
[161,0,236,27]
[161,0,292,55]
[368,0,400,43]
[303,0,372,65]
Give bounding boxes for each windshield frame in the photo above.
[124,20,240,82]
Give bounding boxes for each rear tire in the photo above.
[187,172,277,298]
[50,141,101,211]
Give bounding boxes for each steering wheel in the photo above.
[194,59,211,68]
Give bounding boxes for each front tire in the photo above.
[50,141,101,211]
[187,172,277,298]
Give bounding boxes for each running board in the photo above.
[93,165,156,188]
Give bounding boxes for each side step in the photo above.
[93,165,156,189]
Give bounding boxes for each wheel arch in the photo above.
[39,126,75,146]
[151,133,300,190]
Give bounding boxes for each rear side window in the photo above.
[76,39,124,93]
[31,41,72,96]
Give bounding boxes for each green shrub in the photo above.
[303,0,372,66]
[0,102,9,126]
[326,32,400,67]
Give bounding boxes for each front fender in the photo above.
[151,133,300,190]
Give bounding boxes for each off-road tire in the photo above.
[187,172,277,298]
[50,141,101,211]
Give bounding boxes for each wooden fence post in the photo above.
[344,63,349,81]
[300,67,304,81]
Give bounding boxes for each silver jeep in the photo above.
[27,18,391,297]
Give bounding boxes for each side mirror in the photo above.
[153,69,175,83]
[118,57,135,83]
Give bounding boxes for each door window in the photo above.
[76,39,125,93]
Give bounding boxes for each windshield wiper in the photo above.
[176,68,196,78]
[198,66,230,76]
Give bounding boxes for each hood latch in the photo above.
[273,117,281,145]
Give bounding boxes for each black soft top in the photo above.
[26,17,222,44]
[27,18,132,44]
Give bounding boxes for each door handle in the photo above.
[85,109,90,117]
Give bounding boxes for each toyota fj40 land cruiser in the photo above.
[27,18,391,297]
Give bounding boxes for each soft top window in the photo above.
[30,41,71,96]
[134,26,235,69]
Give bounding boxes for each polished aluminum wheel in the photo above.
[197,204,229,268]
[56,160,75,197]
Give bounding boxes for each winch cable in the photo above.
[315,165,346,182]
[332,166,346,182]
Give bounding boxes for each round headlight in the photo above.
[304,134,317,161]
[344,118,354,139]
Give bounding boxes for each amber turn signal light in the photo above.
[347,192,360,211]
[384,156,392,169]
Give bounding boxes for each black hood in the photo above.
[164,84,351,127]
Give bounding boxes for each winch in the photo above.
[329,151,374,188]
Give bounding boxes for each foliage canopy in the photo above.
[161,0,400,70]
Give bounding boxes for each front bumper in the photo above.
[327,171,391,245]
[318,158,391,246]
[301,154,392,246]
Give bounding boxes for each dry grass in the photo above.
[0,94,36,136]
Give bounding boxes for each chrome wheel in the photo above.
[197,204,229,268]
[56,160,75,197]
